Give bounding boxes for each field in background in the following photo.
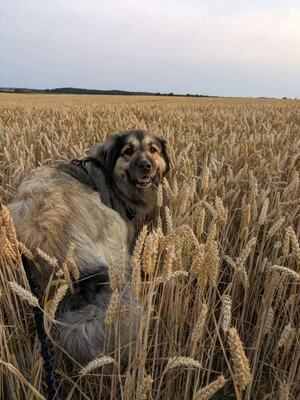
[0,92,295,107]
[0,94,299,399]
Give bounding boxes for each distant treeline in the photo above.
[0,87,212,97]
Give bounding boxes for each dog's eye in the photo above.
[150,146,158,154]
[124,147,134,156]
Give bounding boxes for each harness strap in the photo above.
[22,255,61,400]
[71,158,136,220]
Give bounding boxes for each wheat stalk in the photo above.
[195,208,206,238]
[166,356,202,370]
[80,355,115,375]
[201,167,210,193]
[193,375,226,400]
[262,306,274,335]
[65,244,80,281]
[164,206,173,234]
[191,303,208,343]
[221,295,232,334]
[215,196,228,223]
[131,225,148,298]
[267,217,285,238]
[162,244,175,281]
[1,205,17,247]
[228,327,251,390]
[45,283,69,321]
[157,183,163,207]
[36,247,59,269]
[278,323,295,351]
[271,265,300,280]
[105,290,120,326]
[136,375,153,400]
[286,226,300,269]
[8,281,39,308]
[279,381,290,400]
[18,241,34,260]
[258,198,269,225]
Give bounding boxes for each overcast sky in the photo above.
[1,0,299,97]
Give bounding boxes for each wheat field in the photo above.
[0,93,299,400]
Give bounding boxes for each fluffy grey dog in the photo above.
[8,130,169,365]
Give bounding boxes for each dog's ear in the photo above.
[158,137,170,176]
[90,134,124,173]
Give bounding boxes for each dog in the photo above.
[8,130,169,365]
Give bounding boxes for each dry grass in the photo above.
[0,93,299,399]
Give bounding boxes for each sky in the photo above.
[0,0,299,98]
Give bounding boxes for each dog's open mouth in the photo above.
[135,176,152,189]
[126,170,158,190]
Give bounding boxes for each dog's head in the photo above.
[91,130,170,212]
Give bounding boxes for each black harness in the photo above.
[70,158,137,220]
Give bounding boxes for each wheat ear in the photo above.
[80,355,115,375]
[8,281,39,308]
[166,356,202,370]
[193,375,226,400]
[228,327,251,390]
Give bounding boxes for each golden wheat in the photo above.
[191,303,208,343]
[45,283,69,322]
[136,375,153,400]
[8,281,39,308]
[80,356,115,375]
[105,289,120,326]
[228,327,251,391]
[165,356,202,370]
[193,375,226,400]
[0,94,299,400]
[221,295,232,334]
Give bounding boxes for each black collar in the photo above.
[71,158,136,220]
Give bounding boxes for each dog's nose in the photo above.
[136,159,151,172]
